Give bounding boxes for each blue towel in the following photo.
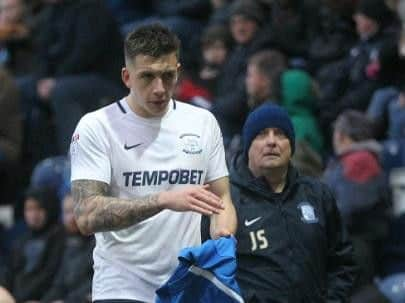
[156,236,244,303]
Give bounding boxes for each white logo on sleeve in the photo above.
[298,202,318,223]
[244,216,262,227]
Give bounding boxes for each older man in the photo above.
[230,103,356,302]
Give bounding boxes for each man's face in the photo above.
[230,15,258,45]
[0,0,23,25]
[246,64,270,101]
[122,52,180,118]
[24,198,46,231]
[354,13,379,38]
[203,41,227,66]
[248,127,292,172]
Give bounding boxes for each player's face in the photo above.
[122,52,180,118]
[248,127,291,172]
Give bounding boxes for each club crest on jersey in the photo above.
[298,202,318,223]
[180,133,202,155]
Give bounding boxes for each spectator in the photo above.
[18,0,126,159]
[245,64,324,176]
[41,192,94,303]
[230,104,356,302]
[0,0,33,75]
[0,68,22,206]
[308,0,357,72]
[198,24,233,99]
[351,167,405,303]
[225,49,287,161]
[265,0,319,60]
[245,50,287,110]
[30,155,70,201]
[386,84,405,139]
[175,24,233,109]
[317,0,399,137]
[323,110,390,288]
[280,69,324,155]
[212,0,272,145]
[368,82,405,140]
[0,186,64,302]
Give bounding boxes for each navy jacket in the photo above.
[231,153,356,303]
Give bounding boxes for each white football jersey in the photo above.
[70,98,228,302]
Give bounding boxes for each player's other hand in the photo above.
[158,184,225,215]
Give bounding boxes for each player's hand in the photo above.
[158,184,225,215]
[211,228,233,239]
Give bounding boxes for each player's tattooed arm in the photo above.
[71,180,162,235]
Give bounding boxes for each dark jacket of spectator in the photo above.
[0,187,65,302]
[0,68,21,162]
[211,0,273,144]
[213,31,272,143]
[323,140,390,235]
[308,3,357,71]
[34,0,123,83]
[266,0,318,58]
[41,234,94,303]
[317,0,399,125]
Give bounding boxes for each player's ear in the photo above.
[176,63,181,81]
[121,67,131,89]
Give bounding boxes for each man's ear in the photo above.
[121,67,131,89]
[176,63,181,81]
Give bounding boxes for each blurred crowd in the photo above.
[0,0,405,302]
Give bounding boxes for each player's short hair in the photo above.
[124,23,181,62]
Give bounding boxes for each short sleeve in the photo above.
[205,113,229,182]
[70,114,111,184]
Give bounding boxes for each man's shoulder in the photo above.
[79,100,124,126]
[174,100,214,118]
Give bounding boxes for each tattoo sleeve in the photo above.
[71,180,162,234]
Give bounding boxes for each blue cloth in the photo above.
[376,273,405,303]
[155,236,244,303]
